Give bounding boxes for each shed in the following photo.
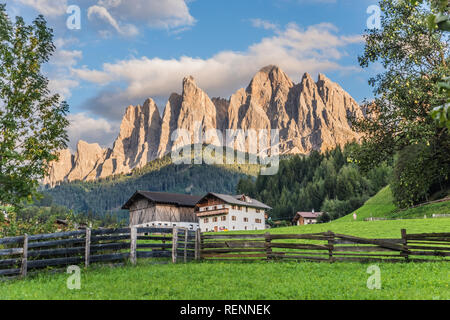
[122,191,203,229]
[293,211,323,226]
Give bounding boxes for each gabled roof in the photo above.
[198,193,272,210]
[293,211,323,221]
[122,191,203,210]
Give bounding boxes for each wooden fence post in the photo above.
[184,229,189,263]
[327,230,334,263]
[85,228,91,268]
[265,232,272,261]
[130,227,137,265]
[195,228,201,260]
[401,229,409,262]
[172,227,178,264]
[20,234,28,278]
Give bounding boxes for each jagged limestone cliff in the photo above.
[44,65,364,186]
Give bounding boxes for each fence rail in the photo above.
[1,228,449,278]
[200,230,450,263]
[0,226,196,279]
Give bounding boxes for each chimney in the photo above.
[312,208,315,213]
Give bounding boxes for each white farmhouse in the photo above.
[195,193,271,232]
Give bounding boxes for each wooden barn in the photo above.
[122,191,203,230]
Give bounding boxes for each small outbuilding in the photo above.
[293,210,323,226]
[122,191,203,230]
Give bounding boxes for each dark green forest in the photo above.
[236,144,392,221]
[43,161,252,221]
[41,144,392,224]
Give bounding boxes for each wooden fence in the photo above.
[200,230,450,263]
[0,226,196,279]
[1,228,448,278]
[171,228,200,263]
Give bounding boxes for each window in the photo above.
[221,216,226,221]
[204,218,209,223]
[256,209,261,213]
[245,207,248,212]
[232,205,236,210]
[245,226,247,230]
[243,217,249,222]
[232,216,236,221]
[213,217,218,222]
[255,218,262,223]
[233,226,235,230]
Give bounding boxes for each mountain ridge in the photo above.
[45,65,364,187]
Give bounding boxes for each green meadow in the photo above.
[1,217,449,300]
[336,186,450,223]
[0,260,448,300]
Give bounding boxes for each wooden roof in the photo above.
[197,193,272,210]
[122,191,203,209]
[293,211,323,222]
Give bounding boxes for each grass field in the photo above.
[1,218,449,300]
[264,216,450,238]
[0,260,448,300]
[336,186,450,222]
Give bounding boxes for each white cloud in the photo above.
[94,0,196,29]
[86,0,196,35]
[48,78,79,101]
[46,38,83,100]
[67,113,119,150]
[15,0,195,34]
[14,0,68,16]
[87,5,139,37]
[250,19,279,31]
[73,22,363,120]
[51,48,83,68]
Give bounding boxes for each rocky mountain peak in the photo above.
[317,73,331,83]
[182,75,197,92]
[247,65,293,93]
[300,72,315,86]
[45,66,365,186]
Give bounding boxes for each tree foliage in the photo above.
[237,145,392,221]
[406,0,450,128]
[352,0,450,207]
[0,5,69,207]
[44,162,251,219]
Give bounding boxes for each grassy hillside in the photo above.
[234,216,450,238]
[335,186,450,222]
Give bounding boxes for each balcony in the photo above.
[196,208,229,217]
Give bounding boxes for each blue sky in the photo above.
[7,0,380,150]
